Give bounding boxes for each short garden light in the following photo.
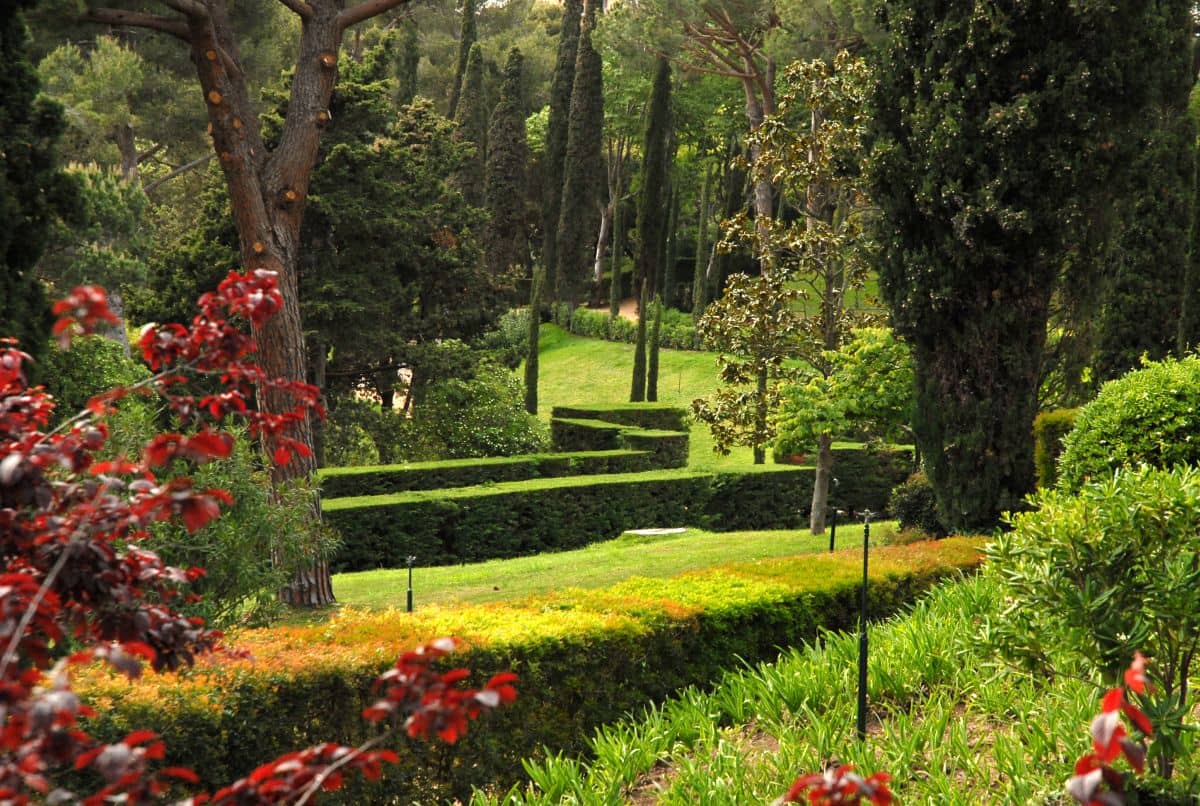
[406,555,417,613]
[857,510,872,741]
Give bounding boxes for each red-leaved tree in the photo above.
[0,271,514,803]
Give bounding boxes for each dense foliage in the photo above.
[1057,356,1200,492]
[870,0,1188,531]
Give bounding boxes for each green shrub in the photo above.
[325,466,816,570]
[415,363,549,458]
[887,472,947,537]
[554,304,703,350]
[987,465,1200,775]
[78,538,984,804]
[318,450,654,497]
[549,417,624,451]
[1032,407,1078,488]
[322,395,417,466]
[1058,356,1200,491]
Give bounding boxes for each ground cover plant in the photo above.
[475,575,1195,804]
[328,523,902,610]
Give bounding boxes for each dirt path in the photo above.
[581,297,639,322]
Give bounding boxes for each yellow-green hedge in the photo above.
[77,537,984,803]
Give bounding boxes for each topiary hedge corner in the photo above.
[549,405,690,469]
[76,537,984,804]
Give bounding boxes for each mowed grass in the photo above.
[331,523,899,610]
[523,324,754,469]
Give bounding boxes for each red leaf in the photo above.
[162,767,201,784]
[1124,652,1149,695]
[273,446,292,467]
[123,729,158,747]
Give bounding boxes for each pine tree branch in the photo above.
[158,0,208,18]
[80,7,192,41]
[143,153,214,195]
[337,0,412,31]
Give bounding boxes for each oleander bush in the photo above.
[1058,356,1200,491]
[77,538,984,803]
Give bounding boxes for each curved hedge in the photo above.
[77,537,984,804]
[1058,356,1200,491]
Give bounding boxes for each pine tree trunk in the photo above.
[809,433,833,534]
[593,201,612,304]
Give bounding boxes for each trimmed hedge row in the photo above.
[324,467,814,571]
[551,403,690,432]
[77,538,985,804]
[549,418,689,469]
[317,450,654,498]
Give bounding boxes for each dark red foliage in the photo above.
[0,272,515,803]
[780,765,893,805]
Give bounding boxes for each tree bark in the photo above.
[809,433,833,533]
[592,200,611,303]
[115,122,139,183]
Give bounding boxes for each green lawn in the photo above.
[523,324,755,469]
[331,523,899,610]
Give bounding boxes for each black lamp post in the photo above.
[856,510,872,741]
[406,555,417,613]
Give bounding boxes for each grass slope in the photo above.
[525,324,754,468]
[332,524,900,610]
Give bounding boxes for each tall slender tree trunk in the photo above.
[593,201,612,303]
[115,122,138,183]
[630,279,648,401]
[692,164,711,313]
[609,191,624,317]
[809,433,833,533]
[525,265,543,414]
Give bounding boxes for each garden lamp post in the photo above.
[406,555,417,613]
[857,510,872,741]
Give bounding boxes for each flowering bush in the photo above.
[0,272,514,802]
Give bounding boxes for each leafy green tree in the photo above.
[446,0,477,118]
[723,53,875,527]
[1,0,75,374]
[554,0,604,305]
[870,0,1180,531]
[540,0,583,298]
[485,47,530,280]
[453,42,487,208]
[775,326,915,468]
[693,272,802,463]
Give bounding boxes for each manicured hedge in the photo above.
[549,412,690,469]
[1032,408,1078,489]
[827,446,914,515]
[317,450,653,498]
[549,417,624,451]
[77,538,985,804]
[325,466,815,571]
[551,403,690,432]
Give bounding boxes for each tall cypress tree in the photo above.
[447,0,478,119]
[452,43,487,209]
[630,279,648,401]
[1092,9,1194,380]
[608,190,624,318]
[525,265,543,414]
[554,0,604,305]
[871,0,1186,530]
[635,58,672,295]
[662,179,680,306]
[1,0,73,372]
[396,19,420,106]
[541,0,584,298]
[692,165,712,313]
[647,294,663,401]
[485,48,529,278]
